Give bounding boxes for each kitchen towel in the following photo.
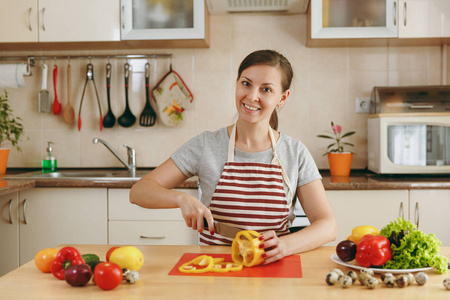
[0,64,30,89]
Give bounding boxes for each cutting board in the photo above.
[169,253,302,278]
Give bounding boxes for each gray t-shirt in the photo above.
[171,127,321,216]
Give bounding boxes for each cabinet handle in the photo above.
[23,198,28,225]
[41,7,46,31]
[121,5,125,29]
[8,199,13,224]
[398,202,404,219]
[403,2,407,27]
[139,235,166,240]
[414,202,419,228]
[28,7,32,31]
[393,2,397,26]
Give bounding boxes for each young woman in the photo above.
[130,50,336,264]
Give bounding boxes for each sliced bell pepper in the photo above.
[51,246,85,280]
[231,230,265,267]
[355,234,392,267]
[211,262,243,273]
[179,255,214,273]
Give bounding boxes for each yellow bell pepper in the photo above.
[179,255,214,273]
[231,230,265,267]
[211,262,243,273]
[347,225,379,245]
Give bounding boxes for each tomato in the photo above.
[93,262,122,290]
[109,246,144,271]
[106,247,120,262]
[35,248,59,273]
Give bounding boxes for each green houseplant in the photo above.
[0,91,25,173]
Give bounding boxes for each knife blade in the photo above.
[203,218,243,239]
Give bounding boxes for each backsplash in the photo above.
[2,14,447,171]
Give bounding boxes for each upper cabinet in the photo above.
[0,0,38,42]
[121,0,205,41]
[309,0,450,45]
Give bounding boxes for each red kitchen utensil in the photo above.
[52,65,62,115]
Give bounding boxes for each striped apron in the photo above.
[200,124,293,245]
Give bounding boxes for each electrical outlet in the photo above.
[355,97,370,113]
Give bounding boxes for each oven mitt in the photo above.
[152,70,193,127]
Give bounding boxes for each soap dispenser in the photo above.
[42,141,57,173]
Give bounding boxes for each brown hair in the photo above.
[237,50,293,130]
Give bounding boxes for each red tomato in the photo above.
[93,262,122,290]
[106,247,120,262]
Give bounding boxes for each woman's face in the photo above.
[235,64,289,126]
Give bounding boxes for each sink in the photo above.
[3,169,153,181]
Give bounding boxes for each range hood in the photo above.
[206,0,309,14]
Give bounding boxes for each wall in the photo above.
[1,14,446,170]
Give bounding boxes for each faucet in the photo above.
[93,138,136,176]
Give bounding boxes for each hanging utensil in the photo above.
[139,62,156,127]
[103,63,116,128]
[78,63,103,131]
[52,64,62,115]
[63,62,75,124]
[38,63,50,113]
[118,63,136,128]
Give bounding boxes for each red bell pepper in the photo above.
[355,234,392,267]
[51,247,85,280]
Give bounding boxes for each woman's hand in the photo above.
[258,230,288,264]
[176,193,214,234]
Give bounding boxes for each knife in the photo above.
[203,218,243,239]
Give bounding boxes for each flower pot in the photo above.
[0,148,10,175]
[327,152,353,177]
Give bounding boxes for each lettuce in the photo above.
[380,218,448,273]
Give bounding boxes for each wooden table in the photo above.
[0,245,449,300]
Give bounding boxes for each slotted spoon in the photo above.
[139,63,156,127]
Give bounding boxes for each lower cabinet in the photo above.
[0,192,19,277]
[325,190,409,246]
[108,188,199,245]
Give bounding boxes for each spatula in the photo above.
[63,64,75,124]
[52,64,62,115]
[38,63,51,113]
[139,63,156,126]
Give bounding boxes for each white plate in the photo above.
[331,253,433,274]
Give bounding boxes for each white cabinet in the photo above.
[398,0,450,38]
[0,192,19,277]
[108,188,198,245]
[18,188,108,265]
[409,190,450,246]
[0,0,38,42]
[120,0,206,40]
[325,190,409,246]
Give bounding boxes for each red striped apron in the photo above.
[200,124,293,245]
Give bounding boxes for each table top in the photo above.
[0,245,449,300]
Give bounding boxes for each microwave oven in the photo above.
[368,86,450,174]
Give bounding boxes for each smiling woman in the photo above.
[130,49,337,265]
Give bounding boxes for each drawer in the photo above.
[109,188,198,221]
[109,220,198,245]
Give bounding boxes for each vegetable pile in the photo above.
[379,217,448,273]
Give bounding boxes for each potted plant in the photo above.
[0,91,25,174]
[317,121,355,176]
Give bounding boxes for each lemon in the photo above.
[347,225,379,245]
[109,246,144,271]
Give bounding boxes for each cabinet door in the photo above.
[410,190,450,246]
[121,0,205,40]
[326,190,408,246]
[0,0,38,42]
[310,0,398,39]
[0,192,19,277]
[399,0,450,38]
[38,0,120,42]
[18,188,108,265]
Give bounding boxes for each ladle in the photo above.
[118,63,136,127]
[102,63,116,128]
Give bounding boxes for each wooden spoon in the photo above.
[63,64,75,124]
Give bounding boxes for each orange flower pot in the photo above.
[0,149,10,175]
[327,152,353,177]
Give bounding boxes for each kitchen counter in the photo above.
[0,179,35,195]
[0,245,449,299]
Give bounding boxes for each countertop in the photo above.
[0,245,449,299]
[0,179,35,195]
[2,169,450,190]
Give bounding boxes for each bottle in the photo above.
[42,142,57,173]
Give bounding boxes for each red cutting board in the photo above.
[168,253,302,278]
